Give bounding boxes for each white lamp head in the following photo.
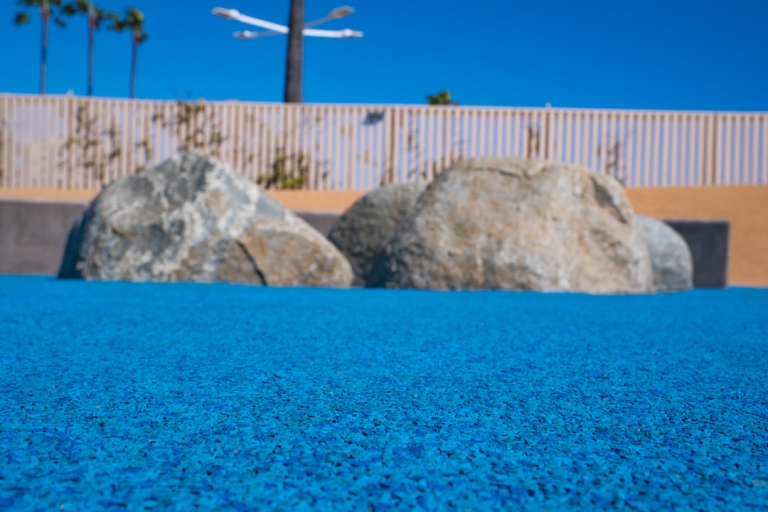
[212,7,240,20]
[329,6,354,19]
[341,28,363,38]
[233,30,258,39]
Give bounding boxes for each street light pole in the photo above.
[284,0,304,103]
[213,4,361,103]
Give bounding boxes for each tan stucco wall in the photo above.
[0,188,99,203]
[0,188,368,211]
[267,190,367,212]
[3,185,766,287]
[626,186,768,287]
[268,187,768,287]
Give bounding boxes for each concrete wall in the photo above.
[0,199,85,275]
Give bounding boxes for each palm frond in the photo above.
[61,1,109,28]
[14,12,30,25]
[125,8,144,28]
[106,12,125,31]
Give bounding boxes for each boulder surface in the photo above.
[636,215,693,292]
[328,182,427,286]
[368,158,654,294]
[59,151,353,287]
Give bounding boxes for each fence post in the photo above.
[543,105,552,160]
[711,114,718,185]
[0,94,6,188]
[1,94,766,192]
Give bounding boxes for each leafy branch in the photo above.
[60,103,122,187]
[257,149,309,190]
[427,89,459,106]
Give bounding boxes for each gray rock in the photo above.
[368,158,654,294]
[636,215,693,292]
[328,182,427,286]
[59,151,353,287]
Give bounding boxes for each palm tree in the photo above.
[14,0,68,95]
[63,0,110,96]
[108,8,147,99]
[284,0,303,103]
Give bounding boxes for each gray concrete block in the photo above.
[0,199,87,275]
[665,220,730,288]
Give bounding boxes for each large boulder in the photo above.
[58,151,353,287]
[367,158,654,294]
[636,215,693,292]
[328,182,427,286]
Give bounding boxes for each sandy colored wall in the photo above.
[267,190,367,212]
[2,186,766,286]
[626,186,768,287]
[269,186,768,287]
[0,189,368,213]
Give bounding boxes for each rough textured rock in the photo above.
[58,151,353,287]
[368,158,654,294]
[328,182,427,286]
[636,215,694,292]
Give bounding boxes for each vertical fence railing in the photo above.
[0,93,766,191]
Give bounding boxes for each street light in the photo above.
[212,4,363,102]
[212,8,290,33]
[212,6,362,38]
[211,7,239,20]
[234,27,362,39]
[304,6,354,28]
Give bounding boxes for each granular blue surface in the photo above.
[1,276,767,511]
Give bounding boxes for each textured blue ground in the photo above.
[1,276,767,511]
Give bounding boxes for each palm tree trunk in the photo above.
[87,16,95,96]
[130,37,137,99]
[284,0,304,103]
[40,9,49,95]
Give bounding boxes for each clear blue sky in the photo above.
[2,0,767,110]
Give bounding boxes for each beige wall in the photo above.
[267,190,367,212]
[626,186,768,287]
[274,186,768,287]
[3,185,766,287]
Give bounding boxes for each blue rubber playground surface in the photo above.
[1,275,767,511]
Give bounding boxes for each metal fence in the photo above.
[1,93,767,191]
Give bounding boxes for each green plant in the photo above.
[427,89,459,106]
[597,137,629,186]
[14,0,68,94]
[60,103,121,187]
[526,124,540,159]
[166,99,227,157]
[257,150,309,189]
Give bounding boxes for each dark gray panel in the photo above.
[0,200,87,275]
[294,211,341,238]
[664,220,729,288]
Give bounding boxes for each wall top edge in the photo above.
[1,93,767,117]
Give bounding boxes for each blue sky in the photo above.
[1,0,767,110]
